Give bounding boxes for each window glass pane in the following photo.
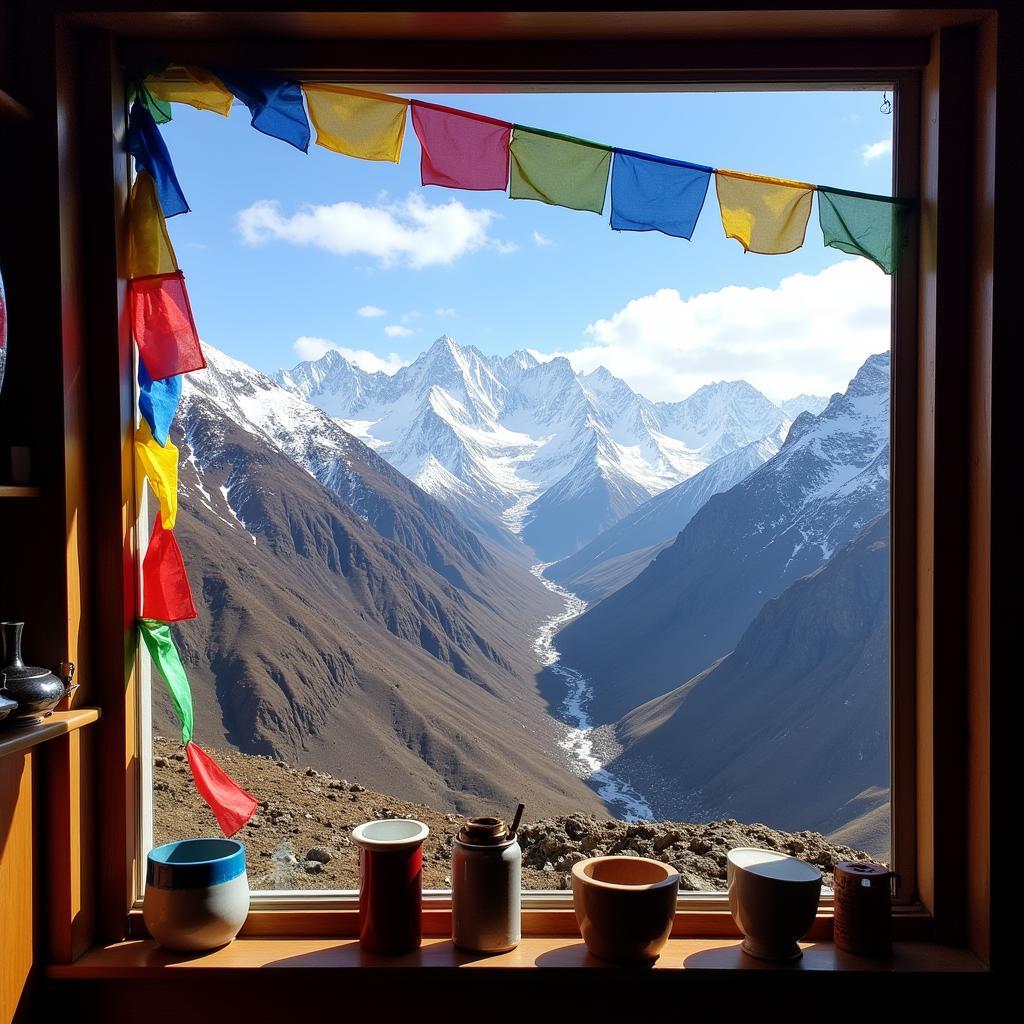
[147,89,893,893]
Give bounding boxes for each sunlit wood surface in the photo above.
[0,709,100,760]
[49,937,983,976]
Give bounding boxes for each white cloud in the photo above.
[861,138,892,163]
[492,239,520,254]
[532,231,554,247]
[237,193,511,269]
[400,310,421,323]
[292,336,406,374]
[535,260,890,403]
[356,305,387,318]
[384,325,415,338]
[435,306,457,318]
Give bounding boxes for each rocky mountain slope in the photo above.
[152,737,877,891]
[556,352,890,723]
[545,434,781,601]
[609,513,891,858]
[278,336,791,561]
[163,345,605,818]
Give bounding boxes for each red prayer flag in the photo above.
[130,271,206,380]
[142,516,197,622]
[411,100,511,191]
[186,741,259,837]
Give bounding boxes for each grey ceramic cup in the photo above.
[727,847,822,961]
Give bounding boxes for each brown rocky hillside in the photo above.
[166,360,603,822]
[153,738,879,892]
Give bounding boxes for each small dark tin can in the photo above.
[833,861,897,956]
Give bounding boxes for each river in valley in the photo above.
[531,565,654,822]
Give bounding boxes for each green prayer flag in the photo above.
[509,126,612,214]
[140,618,194,743]
[817,187,912,274]
[130,81,173,125]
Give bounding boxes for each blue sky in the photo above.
[159,89,894,402]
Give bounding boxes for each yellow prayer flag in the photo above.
[136,419,179,529]
[715,170,815,255]
[302,84,409,162]
[146,66,233,117]
[128,173,179,278]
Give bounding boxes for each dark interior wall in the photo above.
[0,3,12,93]
[0,3,72,672]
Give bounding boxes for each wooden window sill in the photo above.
[47,937,985,976]
[0,708,100,759]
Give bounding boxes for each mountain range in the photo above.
[544,433,782,601]
[151,330,888,848]
[555,351,890,723]
[277,336,802,561]
[164,344,606,818]
[610,512,890,853]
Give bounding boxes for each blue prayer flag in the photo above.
[610,150,712,240]
[212,69,310,152]
[138,355,183,447]
[127,103,189,218]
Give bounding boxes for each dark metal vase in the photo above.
[0,621,75,727]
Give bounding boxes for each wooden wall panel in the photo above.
[0,753,35,1022]
[915,27,979,944]
[964,14,994,967]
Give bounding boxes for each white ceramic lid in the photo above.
[351,818,429,849]
[728,847,822,882]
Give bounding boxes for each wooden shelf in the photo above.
[47,937,984,977]
[0,486,41,498]
[0,708,100,760]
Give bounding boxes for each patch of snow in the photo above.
[219,483,257,545]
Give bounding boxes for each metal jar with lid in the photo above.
[451,815,521,953]
[833,860,897,956]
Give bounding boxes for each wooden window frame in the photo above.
[50,8,992,961]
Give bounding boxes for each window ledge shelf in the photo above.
[47,937,985,977]
[0,708,100,760]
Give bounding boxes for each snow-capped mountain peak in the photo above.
[276,334,791,560]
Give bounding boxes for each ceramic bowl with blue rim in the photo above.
[143,837,249,951]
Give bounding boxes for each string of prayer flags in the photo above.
[715,169,815,255]
[135,420,179,529]
[142,516,197,622]
[139,618,195,744]
[817,187,911,275]
[214,68,310,152]
[137,357,183,447]
[127,102,190,218]
[185,741,259,837]
[146,66,234,117]
[610,150,713,240]
[129,271,205,380]
[411,100,512,191]
[509,126,612,214]
[126,67,261,838]
[127,172,179,278]
[303,84,408,162]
